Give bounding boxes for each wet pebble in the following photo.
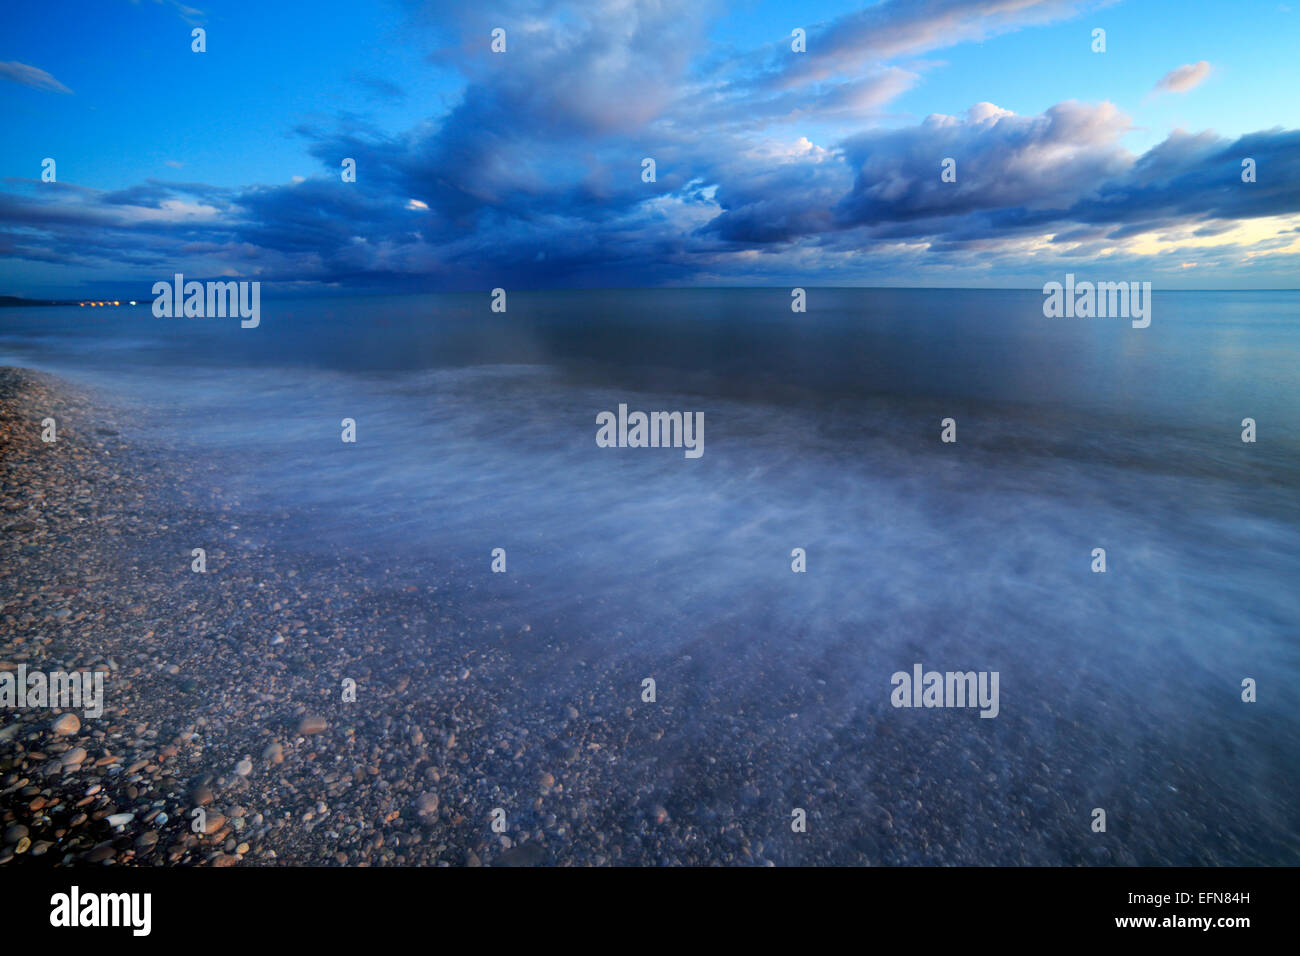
[298,716,328,736]
[50,713,80,736]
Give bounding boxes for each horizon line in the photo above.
[6,285,1300,302]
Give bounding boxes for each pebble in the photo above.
[495,842,546,867]
[84,844,115,863]
[415,792,439,817]
[298,716,328,735]
[50,713,81,736]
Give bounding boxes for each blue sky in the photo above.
[2,0,1298,296]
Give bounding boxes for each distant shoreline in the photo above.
[0,296,143,309]
[0,296,83,307]
[5,288,1299,310]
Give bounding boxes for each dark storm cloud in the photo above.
[99,180,233,208]
[2,0,1297,292]
[703,105,1300,252]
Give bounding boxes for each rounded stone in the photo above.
[50,713,81,736]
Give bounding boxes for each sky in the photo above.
[2,0,1298,297]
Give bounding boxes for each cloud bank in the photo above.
[2,0,1297,293]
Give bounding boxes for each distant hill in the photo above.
[0,295,76,307]
[0,295,132,307]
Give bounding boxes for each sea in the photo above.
[2,287,1297,864]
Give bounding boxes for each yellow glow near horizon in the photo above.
[1126,215,1300,259]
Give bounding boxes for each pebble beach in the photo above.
[0,365,821,867]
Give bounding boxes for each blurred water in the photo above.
[2,288,1297,862]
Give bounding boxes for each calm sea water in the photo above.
[2,288,1297,863]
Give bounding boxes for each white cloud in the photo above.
[1154,61,1213,94]
[0,61,73,94]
